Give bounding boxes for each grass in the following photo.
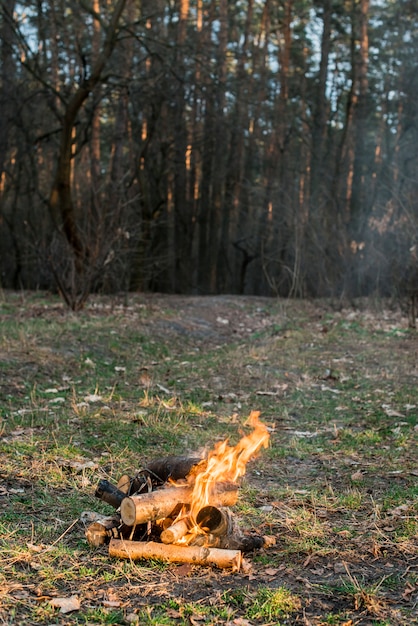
[0,291,417,625]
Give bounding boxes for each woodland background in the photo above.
[0,0,417,309]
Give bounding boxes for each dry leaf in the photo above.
[333,562,347,574]
[402,582,417,599]
[310,567,325,575]
[175,563,193,577]
[388,503,409,516]
[264,567,279,576]
[382,404,404,418]
[58,459,98,472]
[50,595,80,614]
[84,394,102,403]
[262,535,276,547]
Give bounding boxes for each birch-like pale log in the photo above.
[160,518,190,544]
[120,482,238,526]
[84,514,121,547]
[108,539,242,570]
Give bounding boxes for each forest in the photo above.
[0,0,417,309]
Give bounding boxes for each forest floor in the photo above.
[0,291,417,625]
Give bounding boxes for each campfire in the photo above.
[82,411,274,571]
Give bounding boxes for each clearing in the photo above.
[0,291,417,625]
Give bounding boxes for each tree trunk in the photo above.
[0,0,17,181]
[48,0,127,307]
[310,0,332,204]
[349,0,370,237]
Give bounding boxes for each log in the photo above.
[117,456,204,495]
[160,519,190,544]
[146,456,203,483]
[117,473,149,496]
[120,482,238,526]
[196,505,232,537]
[108,539,242,570]
[94,479,127,508]
[85,515,121,547]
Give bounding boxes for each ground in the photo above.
[0,291,417,625]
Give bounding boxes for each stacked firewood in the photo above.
[82,456,272,570]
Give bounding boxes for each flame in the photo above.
[189,411,270,522]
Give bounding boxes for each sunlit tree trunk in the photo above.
[90,0,102,195]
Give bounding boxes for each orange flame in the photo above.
[189,411,270,521]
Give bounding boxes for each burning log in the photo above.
[146,456,204,483]
[120,481,238,526]
[196,505,232,536]
[108,538,242,571]
[193,506,269,552]
[117,456,204,495]
[160,518,190,544]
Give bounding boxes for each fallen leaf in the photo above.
[382,404,404,418]
[333,562,347,574]
[58,459,98,472]
[175,563,193,577]
[258,505,273,512]
[403,582,417,599]
[26,543,44,552]
[388,503,409,516]
[49,595,80,614]
[303,554,313,568]
[262,535,276,548]
[241,558,253,575]
[103,600,121,608]
[84,394,102,403]
[264,567,279,576]
[321,385,341,394]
